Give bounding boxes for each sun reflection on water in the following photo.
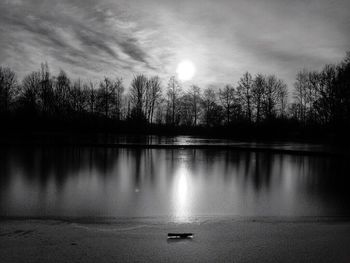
[172,164,192,222]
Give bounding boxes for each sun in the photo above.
[176,60,195,81]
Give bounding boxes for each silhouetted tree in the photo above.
[145,76,162,123]
[252,74,265,123]
[19,71,41,114]
[202,87,223,127]
[130,74,148,121]
[55,70,71,115]
[263,75,279,120]
[39,62,54,116]
[97,77,114,118]
[1,52,350,137]
[85,82,96,114]
[336,52,350,124]
[187,85,201,126]
[70,79,87,113]
[0,67,17,113]
[276,79,288,118]
[294,70,309,123]
[166,76,182,125]
[237,72,253,122]
[111,78,124,121]
[179,93,194,126]
[219,85,235,125]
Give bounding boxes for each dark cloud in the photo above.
[0,0,155,81]
[119,37,149,64]
[73,29,119,59]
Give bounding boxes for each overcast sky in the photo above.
[0,0,349,90]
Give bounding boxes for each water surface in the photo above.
[0,145,349,221]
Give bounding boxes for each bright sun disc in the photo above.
[176,60,195,81]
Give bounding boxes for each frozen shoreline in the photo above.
[1,217,350,263]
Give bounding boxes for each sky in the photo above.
[0,0,349,90]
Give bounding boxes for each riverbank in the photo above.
[0,133,346,157]
[1,217,350,263]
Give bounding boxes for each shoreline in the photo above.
[1,216,350,262]
[0,143,344,157]
[2,215,350,224]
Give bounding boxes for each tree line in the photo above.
[0,52,349,138]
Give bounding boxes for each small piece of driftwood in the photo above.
[167,233,194,239]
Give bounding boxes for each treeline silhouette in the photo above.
[0,52,349,140]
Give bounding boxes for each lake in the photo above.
[0,139,349,221]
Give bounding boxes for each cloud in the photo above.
[0,0,349,90]
[0,0,157,81]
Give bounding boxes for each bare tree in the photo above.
[20,71,41,113]
[166,76,182,125]
[146,76,162,123]
[294,69,311,123]
[112,78,124,121]
[202,87,222,127]
[252,74,265,123]
[179,93,194,126]
[97,77,114,117]
[187,85,201,126]
[55,70,71,114]
[276,79,288,118]
[0,67,17,113]
[85,82,96,114]
[219,85,235,125]
[130,74,148,120]
[70,79,87,113]
[263,75,280,120]
[237,72,253,122]
[39,62,54,115]
[317,65,338,124]
[155,97,166,125]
